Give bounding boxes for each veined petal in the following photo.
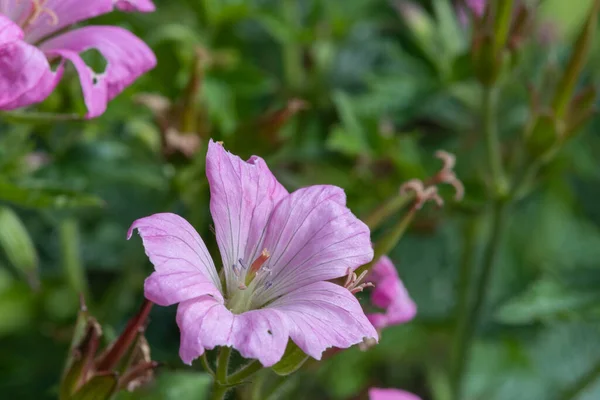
[251,185,373,305]
[367,257,416,330]
[23,0,113,44]
[176,297,288,367]
[176,296,233,365]
[0,14,23,43]
[40,26,156,118]
[205,140,288,294]
[229,308,288,367]
[127,213,222,306]
[0,38,61,110]
[268,281,377,360]
[114,0,155,12]
[369,388,422,400]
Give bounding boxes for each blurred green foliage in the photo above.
[2,0,600,399]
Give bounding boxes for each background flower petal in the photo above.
[369,388,422,400]
[0,39,61,110]
[40,26,156,118]
[251,185,373,305]
[205,140,288,294]
[114,0,155,12]
[268,281,377,360]
[128,213,222,305]
[367,256,416,329]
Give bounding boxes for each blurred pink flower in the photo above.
[366,256,416,330]
[369,388,421,400]
[128,140,377,367]
[0,0,156,118]
[458,0,486,25]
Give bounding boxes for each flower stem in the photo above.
[558,358,600,400]
[216,347,231,385]
[451,83,508,399]
[211,382,230,400]
[482,86,507,197]
[452,200,507,400]
[228,360,263,385]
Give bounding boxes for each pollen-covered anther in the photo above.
[400,179,444,210]
[344,268,375,294]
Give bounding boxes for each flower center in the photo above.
[227,249,273,314]
[17,0,59,31]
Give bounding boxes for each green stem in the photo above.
[201,353,215,377]
[355,208,416,276]
[449,217,479,391]
[216,347,231,384]
[362,192,413,230]
[211,382,229,400]
[482,86,507,197]
[228,360,263,385]
[452,200,507,400]
[558,358,600,400]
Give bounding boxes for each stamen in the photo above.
[21,0,59,29]
[400,179,444,210]
[232,264,240,277]
[238,258,248,270]
[238,283,247,290]
[344,267,375,294]
[264,281,273,290]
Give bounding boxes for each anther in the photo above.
[238,258,248,270]
[344,268,375,294]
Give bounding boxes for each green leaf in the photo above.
[0,179,104,209]
[495,277,600,325]
[115,371,211,400]
[0,206,38,287]
[70,373,118,400]
[272,341,309,376]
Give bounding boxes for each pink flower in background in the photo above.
[458,0,486,24]
[128,140,377,367]
[0,0,156,118]
[369,388,421,400]
[367,256,416,330]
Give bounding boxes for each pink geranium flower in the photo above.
[128,140,378,367]
[367,256,416,330]
[369,388,421,400]
[0,0,156,118]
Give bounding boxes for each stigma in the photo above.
[18,0,59,29]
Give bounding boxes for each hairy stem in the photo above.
[216,347,231,384]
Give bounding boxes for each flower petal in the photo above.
[0,38,62,110]
[268,281,377,360]
[176,296,288,367]
[251,185,373,306]
[369,388,421,400]
[127,213,222,306]
[367,257,416,330]
[0,14,23,43]
[205,140,288,294]
[229,308,288,367]
[24,0,114,44]
[176,296,233,365]
[40,26,156,118]
[114,0,155,12]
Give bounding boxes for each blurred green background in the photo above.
[2,0,600,399]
